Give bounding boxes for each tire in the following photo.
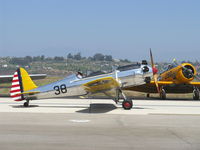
[122,100,133,110]
[193,90,199,100]
[160,89,166,100]
[24,102,29,107]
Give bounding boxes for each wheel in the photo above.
[160,89,166,100]
[147,93,150,98]
[24,102,29,107]
[122,100,133,110]
[193,89,199,100]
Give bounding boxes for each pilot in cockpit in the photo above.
[167,64,174,70]
[76,71,83,79]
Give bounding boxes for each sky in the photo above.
[0,0,200,62]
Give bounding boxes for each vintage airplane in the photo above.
[10,61,153,110]
[124,49,200,100]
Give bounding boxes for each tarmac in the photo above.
[1,97,200,150]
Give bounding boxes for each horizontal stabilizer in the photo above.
[18,91,40,95]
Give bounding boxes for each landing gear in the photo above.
[193,88,199,100]
[119,89,133,110]
[146,93,150,98]
[23,100,29,107]
[114,88,120,104]
[160,89,166,100]
[116,89,133,110]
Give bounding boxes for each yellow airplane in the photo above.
[125,49,200,100]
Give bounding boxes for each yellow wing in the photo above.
[189,82,200,87]
[83,77,120,93]
[150,81,174,85]
[152,81,200,87]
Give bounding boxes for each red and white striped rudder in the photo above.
[10,69,24,101]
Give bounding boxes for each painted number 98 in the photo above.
[54,84,67,95]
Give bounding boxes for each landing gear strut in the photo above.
[119,89,133,110]
[193,88,199,100]
[160,89,166,100]
[23,100,29,107]
[114,88,120,104]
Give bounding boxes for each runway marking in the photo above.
[69,119,91,123]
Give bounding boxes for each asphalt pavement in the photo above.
[0,98,200,150]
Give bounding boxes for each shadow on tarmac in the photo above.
[77,104,150,113]
[11,105,39,108]
[77,103,117,113]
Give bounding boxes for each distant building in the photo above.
[2,64,8,68]
[113,59,120,62]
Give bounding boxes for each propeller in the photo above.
[150,49,160,93]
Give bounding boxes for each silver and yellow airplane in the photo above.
[125,50,200,100]
[10,61,152,110]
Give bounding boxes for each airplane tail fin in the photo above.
[10,68,38,101]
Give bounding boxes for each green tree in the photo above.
[93,53,105,61]
[74,52,82,60]
[67,53,73,59]
[105,55,112,61]
[54,56,64,61]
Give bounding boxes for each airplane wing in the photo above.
[150,81,174,85]
[0,74,46,83]
[124,80,200,94]
[83,77,120,94]
[189,82,200,87]
[84,79,177,96]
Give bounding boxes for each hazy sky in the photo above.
[0,0,200,62]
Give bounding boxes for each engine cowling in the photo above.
[176,63,196,83]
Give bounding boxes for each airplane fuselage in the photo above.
[27,64,152,100]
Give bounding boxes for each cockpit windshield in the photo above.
[166,63,178,71]
[160,63,178,74]
[117,63,141,72]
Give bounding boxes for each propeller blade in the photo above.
[173,59,188,71]
[150,48,155,69]
[149,49,160,93]
[194,74,200,82]
[154,74,160,93]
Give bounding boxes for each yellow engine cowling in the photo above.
[176,63,196,83]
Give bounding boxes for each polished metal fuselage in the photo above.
[27,65,152,100]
